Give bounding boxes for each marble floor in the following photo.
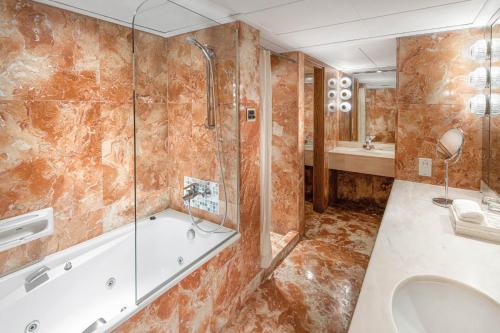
[221,201,382,333]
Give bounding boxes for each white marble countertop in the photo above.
[349,180,500,333]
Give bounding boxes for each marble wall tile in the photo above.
[304,82,314,142]
[396,28,484,190]
[365,88,397,143]
[271,52,304,236]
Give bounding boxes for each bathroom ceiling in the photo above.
[36,0,499,71]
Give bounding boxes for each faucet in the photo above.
[483,196,500,213]
[182,183,210,201]
[363,135,376,150]
[25,265,50,292]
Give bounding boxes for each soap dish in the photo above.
[450,207,500,243]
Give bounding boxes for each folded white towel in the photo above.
[452,199,485,224]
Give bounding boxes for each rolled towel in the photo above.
[452,199,485,224]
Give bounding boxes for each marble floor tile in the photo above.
[221,202,382,333]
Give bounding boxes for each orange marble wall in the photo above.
[365,88,397,143]
[0,0,138,274]
[270,52,305,235]
[115,22,263,333]
[396,28,485,190]
[152,23,240,231]
[304,65,314,143]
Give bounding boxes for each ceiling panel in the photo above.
[134,1,216,34]
[280,20,369,48]
[208,0,300,14]
[362,0,483,37]
[350,0,465,18]
[359,39,397,68]
[301,43,374,70]
[243,0,359,34]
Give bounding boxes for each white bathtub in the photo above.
[0,209,239,333]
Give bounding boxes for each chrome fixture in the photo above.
[432,128,464,207]
[105,277,116,289]
[81,318,107,333]
[25,266,50,292]
[363,135,376,150]
[184,36,229,234]
[64,262,72,271]
[483,196,500,213]
[182,183,210,201]
[186,228,196,240]
[186,36,216,129]
[25,320,40,333]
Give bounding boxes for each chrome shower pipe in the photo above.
[186,37,216,129]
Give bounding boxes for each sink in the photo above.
[392,276,500,333]
[332,146,395,158]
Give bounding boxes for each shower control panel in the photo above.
[246,108,256,122]
[183,176,219,214]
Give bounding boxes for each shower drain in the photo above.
[106,277,116,289]
[25,320,39,333]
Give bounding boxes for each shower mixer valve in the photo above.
[182,183,210,201]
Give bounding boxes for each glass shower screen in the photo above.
[132,0,240,303]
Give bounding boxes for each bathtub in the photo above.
[0,209,239,333]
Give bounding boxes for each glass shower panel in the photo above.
[132,0,240,303]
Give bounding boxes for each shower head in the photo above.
[185,36,197,45]
[185,37,214,59]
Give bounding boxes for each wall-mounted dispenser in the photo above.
[340,77,352,88]
[469,94,487,116]
[339,101,352,112]
[468,67,489,88]
[340,89,352,100]
[0,208,54,252]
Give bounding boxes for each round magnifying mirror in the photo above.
[433,128,464,207]
[436,128,464,161]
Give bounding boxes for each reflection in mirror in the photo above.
[338,70,397,145]
[488,15,500,194]
[355,70,397,144]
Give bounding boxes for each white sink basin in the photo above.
[332,146,395,158]
[392,276,500,333]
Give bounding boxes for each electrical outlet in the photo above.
[418,158,432,177]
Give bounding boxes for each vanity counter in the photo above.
[349,180,500,332]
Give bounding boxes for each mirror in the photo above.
[338,70,397,144]
[485,14,500,194]
[437,128,465,160]
[433,128,465,207]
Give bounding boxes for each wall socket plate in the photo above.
[418,158,432,177]
[246,108,256,122]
